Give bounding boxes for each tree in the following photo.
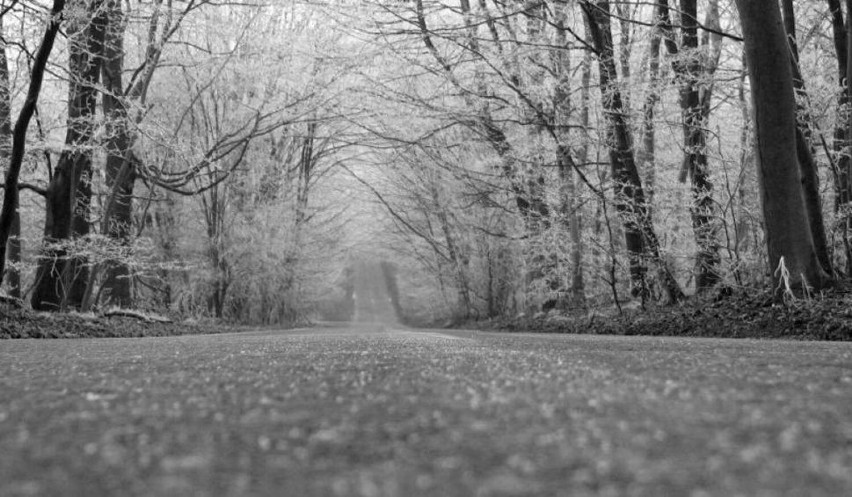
[6,0,847,323]
[31,4,106,310]
[86,0,227,309]
[734,0,830,290]
[130,5,348,323]
[581,0,684,302]
[0,0,66,290]
[778,0,832,276]
[0,14,21,298]
[658,0,723,292]
[826,0,852,274]
[553,4,586,309]
[97,0,135,307]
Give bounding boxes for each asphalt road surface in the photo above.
[1,324,851,496]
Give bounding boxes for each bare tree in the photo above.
[581,0,683,302]
[93,0,229,308]
[0,14,21,298]
[778,0,832,275]
[658,0,723,292]
[0,0,66,291]
[734,0,830,291]
[31,4,106,311]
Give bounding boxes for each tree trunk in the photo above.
[780,0,833,275]
[5,212,20,299]
[846,0,852,275]
[0,19,20,298]
[826,0,852,274]
[637,6,662,210]
[689,0,722,291]
[578,41,593,301]
[582,0,683,303]
[99,0,135,307]
[430,180,472,318]
[202,184,229,319]
[0,0,66,287]
[734,0,829,290]
[659,0,722,292]
[558,145,585,307]
[32,9,105,310]
[553,6,585,309]
[295,121,316,231]
[380,261,403,321]
[735,49,753,261]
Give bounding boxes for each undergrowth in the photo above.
[482,289,852,341]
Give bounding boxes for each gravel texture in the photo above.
[2,325,852,496]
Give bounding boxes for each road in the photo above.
[1,324,851,496]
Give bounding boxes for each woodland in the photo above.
[0,0,851,333]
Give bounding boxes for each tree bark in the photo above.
[557,144,585,307]
[553,5,585,309]
[430,178,472,318]
[202,184,229,319]
[780,1,833,275]
[826,0,852,274]
[846,0,852,274]
[0,18,20,298]
[32,7,106,310]
[582,0,683,303]
[659,0,721,292]
[0,0,66,288]
[99,0,135,307]
[637,5,663,211]
[734,0,829,290]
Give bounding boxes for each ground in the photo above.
[1,326,851,496]
[2,292,852,496]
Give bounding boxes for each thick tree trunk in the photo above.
[846,0,852,275]
[795,126,832,274]
[99,0,135,307]
[734,0,829,290]
[32,9,105,310]
[780,1,833,275]
[582,0,683,303]
[0,0,66,287]
[826,0,852,274]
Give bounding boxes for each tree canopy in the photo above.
[0,0,847,323]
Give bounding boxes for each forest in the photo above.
[0,0,848,327]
